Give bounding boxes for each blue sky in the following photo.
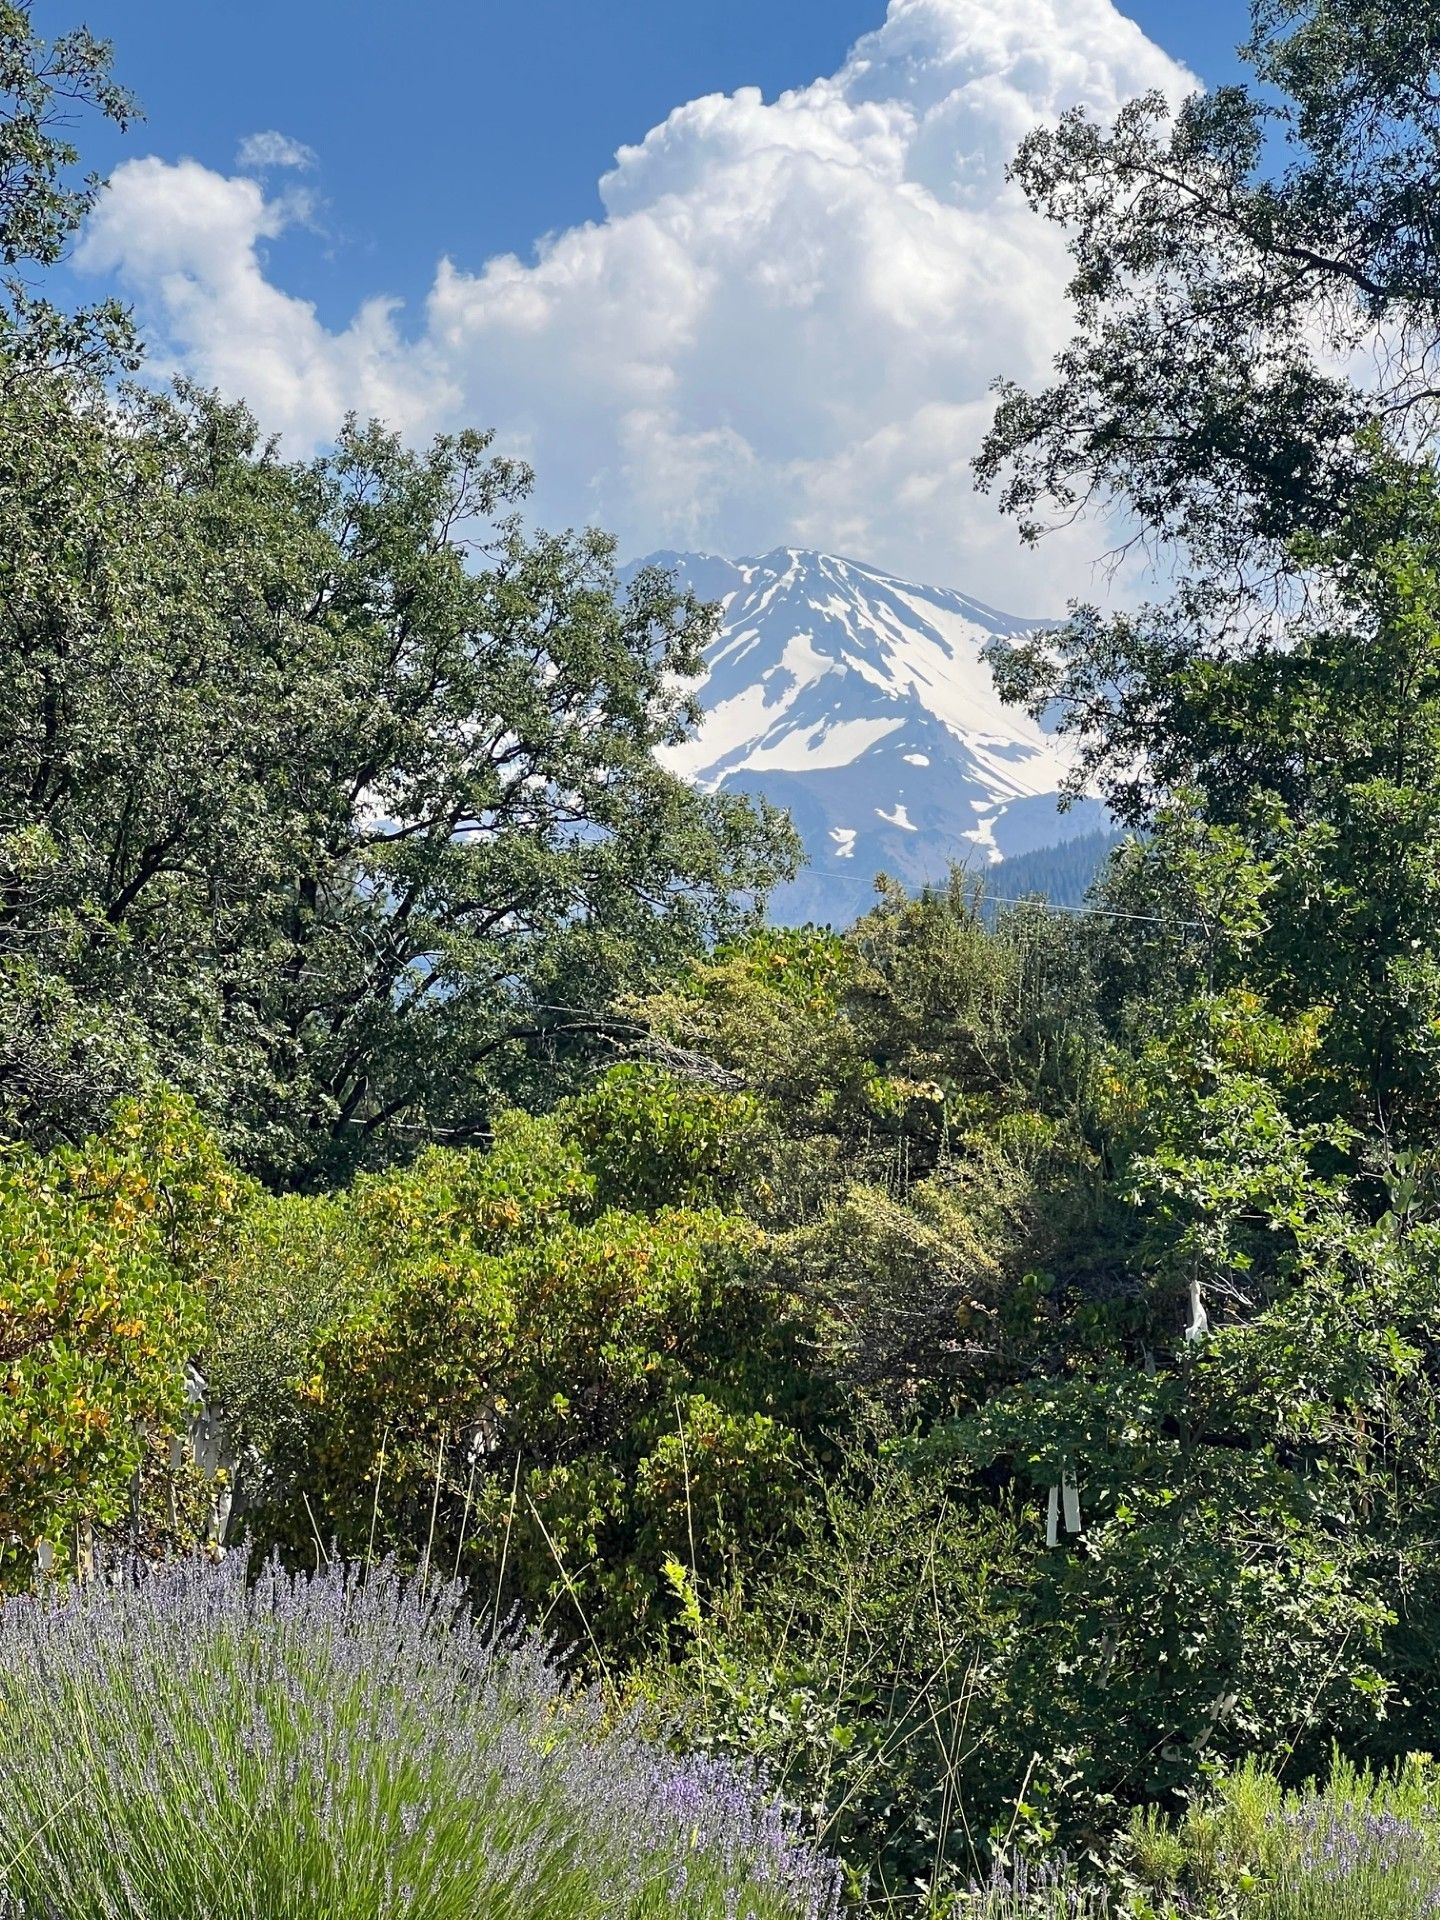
[52,0,1253,328]
[44,0,1258,605]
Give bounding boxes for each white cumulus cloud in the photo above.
[76,0,1195,608]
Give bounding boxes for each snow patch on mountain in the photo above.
[633,547,1106,925]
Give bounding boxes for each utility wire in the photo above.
[762,867,1207,931]
[965,890,1205,929]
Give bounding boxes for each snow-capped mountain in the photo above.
[634,549,1107,927]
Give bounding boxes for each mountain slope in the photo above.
[636,548,1106,926]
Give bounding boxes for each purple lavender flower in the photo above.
[0,1555,840,1920]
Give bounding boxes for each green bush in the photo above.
[636,1442,1028,1905]
[1120,1755,1440,1919]
[0,1092,243,1585]
[842,1757,1440,1916]
[212,1073,835,1658]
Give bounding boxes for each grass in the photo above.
[0,1554,840,1920]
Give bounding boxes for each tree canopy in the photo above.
[0,379,796,1185]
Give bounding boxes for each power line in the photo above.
[770,862,1206,931]
[968,890,1205,930]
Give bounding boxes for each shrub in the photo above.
[0,1554,841,1920]
[212,1086,831,1660]
[1123,1754,1440,1918]
[563,1063,770,1212]
[641,1442,1027,1905]
[0,1092,243,1586]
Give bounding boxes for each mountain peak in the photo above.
[630,547,1104,925]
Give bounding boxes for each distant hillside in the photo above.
[978,826,1127,912]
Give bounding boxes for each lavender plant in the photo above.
[857,1758,1440,1917]
[1146,1756,1440,1920]
[1267,1799,1440,1919]
[0,1556,840,1920]
[952,1857,1133,1917]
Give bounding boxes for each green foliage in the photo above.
[901,982,1440,1843]
[0,1092,242,1584]
[973,0,1440,1147]
[903,17,1440,1866]
[640,1443,1026,1904]
[1119,1753,1440,1919]
[630,882,1107,1402]
[0,2,137,366]
[977,0,1440,625]
[611,856,1440,1890]
[214,1071,830,1658]
[0,4,133,268]
[626,925,859,1183]
[0,370,796,1182]
[633,879,1104,1194]
[563,1064,769,1212]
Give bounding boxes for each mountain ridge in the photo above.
[630,546,1107,925]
